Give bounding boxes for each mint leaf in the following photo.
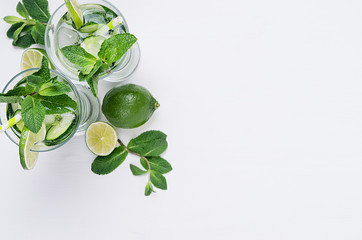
[33,57,50,80]
[22,0,50,22]
[141,157,172,174]
[127,131,168,157]
[91,146,128,175]
[0,95,23,103]
[13,23,26,42]
[16,2,30,19]
[79,59,105,96]
[13,32,34,48]
[39,81,71,96]
[145,182,154,196]
[61,45,97,75]
[34,94,77,114]
[31,21,45,45]
[5,86,28,96]
[26,75,45,91]
[130,164,147,176]
[21,95,45,133]
[3,16,24,24]
[98,33,137,64]
[7,22,23,39]
[150,171,167,190]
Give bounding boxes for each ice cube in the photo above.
[56,26,80,48]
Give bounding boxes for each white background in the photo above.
[0,0,362,239]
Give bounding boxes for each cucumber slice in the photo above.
[44,114,56,126]
[46,113,75,141]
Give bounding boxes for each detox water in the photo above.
[54,3,127,78]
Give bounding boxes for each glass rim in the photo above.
[1,68,82,152]
[45,0,131,80]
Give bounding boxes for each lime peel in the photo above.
[19,123,46,170]
[65,0,84,29]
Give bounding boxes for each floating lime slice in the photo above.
[86,122,118,156]
[80,35,106,57]
[65,0,84,29]
[19,123,46,170]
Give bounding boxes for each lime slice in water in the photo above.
[86,122,118,156]
[19,123,46,170]
[80,35,106,57]
[65,0,84,29]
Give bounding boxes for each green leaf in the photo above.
[16,2,30,19]
[38,81,72,96]
[22,0,50,23]
[0,95,23,103]
[21,95,45,133]
[141,156,172,174]
[13,23,26,42]
[91,146,128,175]
[78,59,105,97]
[26,75,45,91]
[31,21,45,45]
[61,45,97,75]
[127,131,168,157]
[98,33,137,64]
[150,171,167,190]
[130,164,147,176]
[7,22,24,39]
[5,86,28,96]
[34,94,77,114]
[79,22,99,33]
[32,57,50,80]
[13,32,34,48]
[145,182,155,196]
[3,16,24,24]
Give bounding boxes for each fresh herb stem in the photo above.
[117,138,152,180]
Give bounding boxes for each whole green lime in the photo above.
[102,84,160,128]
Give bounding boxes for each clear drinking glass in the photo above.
[0,68,100,152]
[45,0,140,83]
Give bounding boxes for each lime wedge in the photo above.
[65,0,84,29]
[19,123,46,170]
[86,122,118,156]
[46,113,75,141]
[80,35,106,57]
[21,48,51,76]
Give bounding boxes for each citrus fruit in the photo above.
[21,48,51,76]
[102,84,160,129]
[19,123,46,170]
[65,0,84,29]
[86,122,118,156]
[80,35,106,57]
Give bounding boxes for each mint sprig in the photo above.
[91,130,171,196]
[61,33,138,97]
[3,0,50,48]
[0,57,76,133]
